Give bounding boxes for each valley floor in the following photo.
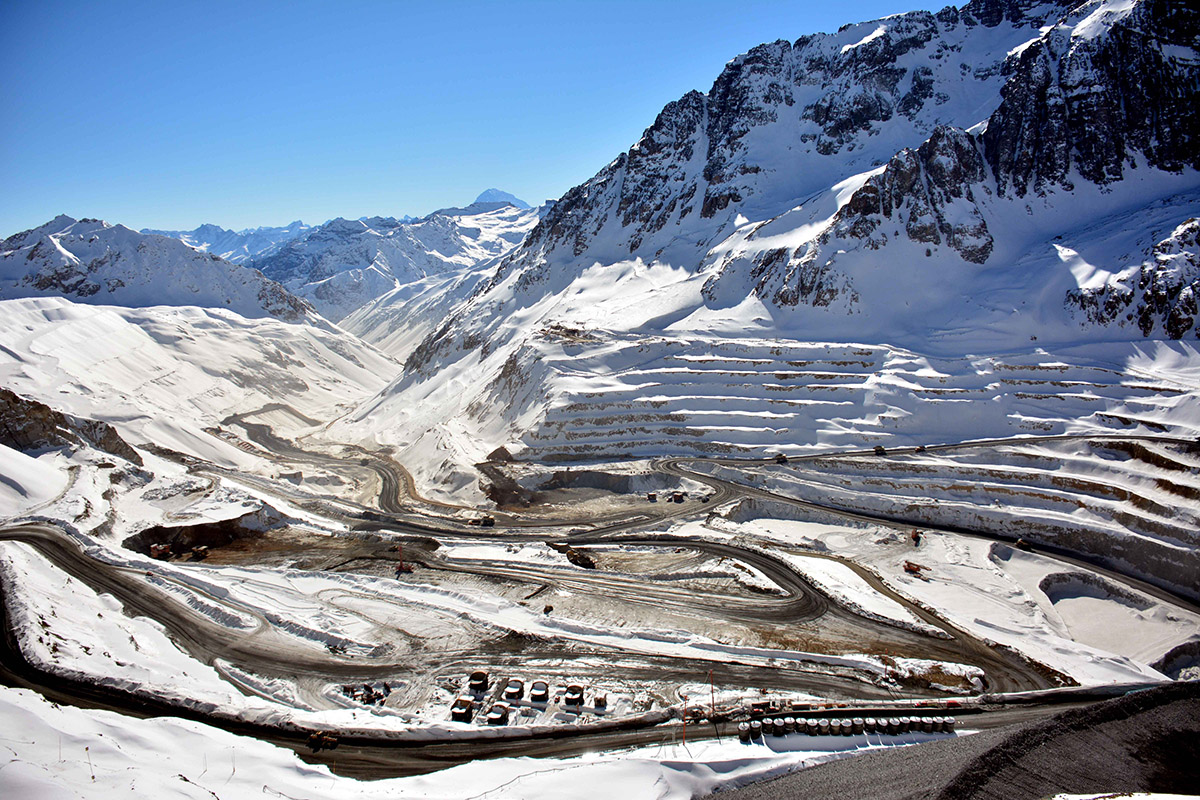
[2,394,1197,797]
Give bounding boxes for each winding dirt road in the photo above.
[2,417,1191,777]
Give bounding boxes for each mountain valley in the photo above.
[2,1,1198,798]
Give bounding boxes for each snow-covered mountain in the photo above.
[1,215,323,325]
[331,0,1200,496]
[470,0,1199,344]
[475,188,531,209]
[141,220,312,264]
[249,201,542,323]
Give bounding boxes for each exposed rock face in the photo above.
[527,0,1192,278]
[748,0,1200,311]
[1067,219,1200,338]
[0,387,143,465]
[829,125,993,264]
[494,1,1074,294]
[983,0,1200,196]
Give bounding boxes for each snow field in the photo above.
[0,296,398,470]
[0,446,67,517]
[719,515,1184,685]
[0,684,959,800]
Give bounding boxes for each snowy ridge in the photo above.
[141,220,312,264]
[251,202,542,322]
[1,215,323,325]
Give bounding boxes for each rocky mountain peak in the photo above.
[960,0,1083,28]
[1,216,321,325]
[830,124,993,264]
[494,0,1095,300]
[1069,217,1200,338]
[984,0,1200,198]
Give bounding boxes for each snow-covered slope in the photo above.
[1,216,323,325]
[142,220,312,263]
[250,202,542,322]
[0,296,399,468]
[334,0,1200,497]
[338,264,495,362]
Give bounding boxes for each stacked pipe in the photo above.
[740,714,958,742]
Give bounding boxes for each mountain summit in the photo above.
[474,189,531,209]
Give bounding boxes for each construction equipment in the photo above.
[394,545,413,576]
[306,731,339,752]
[450,696,474,722]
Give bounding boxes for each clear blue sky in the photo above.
[1,0,937,236]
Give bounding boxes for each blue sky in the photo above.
[1,0,936,235]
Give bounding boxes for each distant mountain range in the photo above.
[140,220,312,264]
[0,215,321,325]
[246,198,541,322]
[3,190,536,326]
[137,190,530,267]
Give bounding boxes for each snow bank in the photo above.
[0,446,65,517]
[773,552,946,636]
[0,684,958,800]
